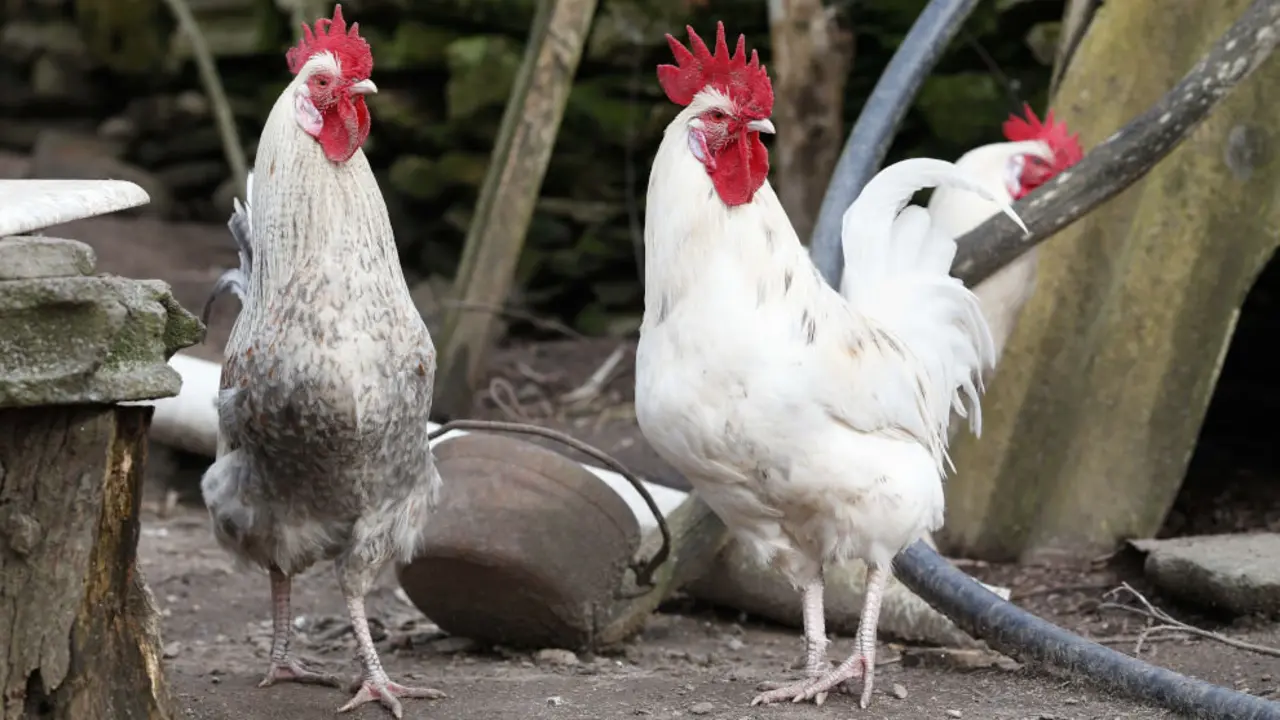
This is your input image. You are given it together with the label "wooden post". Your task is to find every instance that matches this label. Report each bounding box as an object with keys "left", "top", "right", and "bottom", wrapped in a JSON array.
[
  {"left": 940, "top": 0, "right": 1280, "bottom": 561},
  {"left": 0, "top": 234, "right": 202, "bottom": 719},
  {"left": 767, "top": 0, "right": 853, "bottom": 243},
  {"left": 434, "top": 0, "right": 598, "bottom": 417}
]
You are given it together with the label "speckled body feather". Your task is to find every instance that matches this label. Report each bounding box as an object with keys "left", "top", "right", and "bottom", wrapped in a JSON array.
[
  {"left": 200, "top": 56, "right": 440, "bottom": 582},
  {"left": 199, "top": 12, "right": 446, "bottom": 713}
]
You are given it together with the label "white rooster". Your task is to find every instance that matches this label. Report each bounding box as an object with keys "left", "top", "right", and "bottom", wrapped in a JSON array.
[
  {"left": 928, "top": 104, "right": 1083, "bottom": 377},
  {"left": 634, "top": 23, "right": 1027, "bottom": 709}
]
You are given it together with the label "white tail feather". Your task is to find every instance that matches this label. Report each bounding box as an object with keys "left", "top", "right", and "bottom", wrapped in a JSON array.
[{"left": 838, "top": 158, "right": 1029, "bottom": 466}]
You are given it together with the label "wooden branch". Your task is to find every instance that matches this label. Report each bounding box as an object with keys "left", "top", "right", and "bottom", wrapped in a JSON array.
[
  {"left": 434, "top": 0, "right": 599, "bottom": 418},
  {"left": 0, "top": 406, "right": 176, "bottom": 719},
  {"left": 1049, "top": 0, "right": 1099, "bottom": 97},
  {"left": 160, "top": 0, "right": 248, "bottom": 199},
  {"left": 950, "top": 0, "right": 1280, "bottom": 288},
  {"left": 768, "top": 0, "right": 854, "bottom": 243}
]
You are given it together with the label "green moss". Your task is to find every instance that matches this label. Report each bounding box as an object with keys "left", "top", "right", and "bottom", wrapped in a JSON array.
[
  {"left": 372, "top": 21, "right": 456, "bottom": 69},
  {"left": 389, "top": 152, "right": 489, "bottom": 201},
  {"left": 436, "top": 152, "right": 489, "bottom": 188},
  {"left": 565, "top": 81, "right": 636, "bottom": 139},
  {"left": 915, "top": 73, "right": 1006, "bottom": 147},
  {"left": 445, "top": 35, "right": 522, "bottom": 120},
  {"left": 75, "top": 0, "right": 168, "bottom": 74},
  {"left": 390, "top": 155, "right": 440, "bottom": 200},
  {"left": 159, "top": 293, "right": 204, "bottom": 358}
]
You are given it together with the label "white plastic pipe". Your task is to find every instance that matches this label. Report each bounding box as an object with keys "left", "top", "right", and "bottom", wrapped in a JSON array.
[{"left": 133, "top": 353, "right": 688, "bottom": 535}]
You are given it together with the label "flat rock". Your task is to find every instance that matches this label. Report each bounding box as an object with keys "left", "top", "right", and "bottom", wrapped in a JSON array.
[
  {"left": 1130, "top": 534, "right": 1280, "bottom": 616},
  {"left": 0, "top": 274, "right": 202, "bottom": 406},
  {"left": 0, "top": 236, "right": 95, "bottom": 279},
  {"left": 0, "top": 179, "right": 150, "bottom": 237}
]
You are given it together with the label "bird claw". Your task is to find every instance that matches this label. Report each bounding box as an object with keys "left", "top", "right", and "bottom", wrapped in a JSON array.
[
  {"left": 337, "top": 678, "right": 446, "bottom": 719},
  {"left": 257, "top": 657, "right": 344, "bottom": 688},
  {"left": 796, "top": 655, "right": 873, "bottom": 708},
  {"left": 750, "top": 679, "right": 828, "bottom": 707}
]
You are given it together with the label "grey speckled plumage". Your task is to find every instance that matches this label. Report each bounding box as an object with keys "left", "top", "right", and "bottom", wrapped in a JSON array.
[
  {"left": 199, "top": 42, "right": 444, "bottom": 717},
  {"left": 201, "top": 172, "right": 254, "bottom": 327}
]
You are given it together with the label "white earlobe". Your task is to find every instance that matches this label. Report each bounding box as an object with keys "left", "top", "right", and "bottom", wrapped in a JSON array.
[
  {"left": 294, "top": 90, "right": 323, "bottom": 137},
  {"left": 688, "top": 128, "right": 710, "bottom": 167}
]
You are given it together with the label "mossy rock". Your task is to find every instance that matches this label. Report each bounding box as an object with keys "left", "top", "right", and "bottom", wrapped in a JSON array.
[
  {"left": 1024, "top": 22, "right": 1061, "bottom": 66},
  {"left": 363, "top": 21, "right": 455, "bottom": 70},
  {"left": 75, "top": 0, "right": 168, "bottom": 74},
  {"left": 915, "top": 72, "right": 1007, "bottom": 148},
  {"left": 565, "top": 81, "right": 642, "bottom": 141},
  {"left": 389, "top": 151, "right": 489, "bottom": 201},
  {"left": 370, "top": 90, "right": 435, "bottom": 133},
  {"left": 436, "top": 151, "right": 489, "bottom": 188},
  {"left": 389, "top": 155, "right": 439, "bottom": 200},
  {"left": 445, "top": 34, "right": 522, "bottom": 121},
  {"left": 169, "top": 4, "right": 282, "bottom": 61}
]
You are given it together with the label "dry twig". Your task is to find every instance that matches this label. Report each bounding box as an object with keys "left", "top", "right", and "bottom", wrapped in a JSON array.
[
  {"left": 559, "top": 344, "right": 627, "bottom": 407},
  {"left": 159, "top": 0, "right": 249, "bottom": 199},
  {"left": 437, "top": 299, "right": 585, "bottom": 340},
  {"left": 1099, "top": 582, "right": 1280, "bottom": 658}
]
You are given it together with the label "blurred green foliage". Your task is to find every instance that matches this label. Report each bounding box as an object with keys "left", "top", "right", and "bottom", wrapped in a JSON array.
[{"left": 73, "top": 0, "right": 1064, "bottom": 336}]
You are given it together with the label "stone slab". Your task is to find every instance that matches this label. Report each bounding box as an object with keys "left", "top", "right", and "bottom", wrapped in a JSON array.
[
  {"left": 0, "top": 274, "right": 203, "bottom": 407},
  {"left": 0, "top": 179, "right": 149, "bottom": 238},
  {"left": 0, "top": 236, "right": 95, "bottom": 279},
  {"left": 1130, "top": 534, "right": 1280, "bottom": 616}
]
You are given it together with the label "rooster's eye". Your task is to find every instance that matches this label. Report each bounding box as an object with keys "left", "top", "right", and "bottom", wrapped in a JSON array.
[
  {"left": 316, "top": 77, "right": 329, "bottom": 87},
  {"left": 708, "top": 110, "right": 725, "bottom": 122}
]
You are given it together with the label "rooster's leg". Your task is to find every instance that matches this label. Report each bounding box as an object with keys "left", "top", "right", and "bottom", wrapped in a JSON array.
[
  {"left": 336, "top": 562, "right": 445, "bottom": 718},
  {"left": 794, "top": 563, "right": 888, "bottom": 708},
  {"left": 750, "top": 576, "right": 832, "bottom": 706},
  {"left": 258, "top": 568, "right": 343, "bottom": 688}
]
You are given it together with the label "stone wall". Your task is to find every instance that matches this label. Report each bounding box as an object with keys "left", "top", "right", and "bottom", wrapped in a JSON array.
[{"left": 0, "top": 0, "right": 1064, "bottom": 333}]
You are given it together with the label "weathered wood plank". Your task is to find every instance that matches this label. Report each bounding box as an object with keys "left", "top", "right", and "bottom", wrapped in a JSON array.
[
  {"left": 434, "top": 0, "right": 599, "bottom": 417},
  {"left": 0, "top": 405, "right": 174, "bottom": 720}
]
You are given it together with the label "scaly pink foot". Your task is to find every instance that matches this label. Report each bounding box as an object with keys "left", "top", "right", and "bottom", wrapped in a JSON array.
[
  {"left": 258, "top": 570, "right": 344, "bottom": 689},
  {"left": 752, "top": 673, "right": 833, "bottom": 707},
  {"left": 751, "top": 578, "right": 834, "bottom": 706},
  {"left": 258, "top": 657, "right": 344, "bottom": 688},
  {"left": 797, "top": 653, "right": 873, "bottom": 708},
  {"left": 338, "top": 678, "right": 446, "bottom": 718}
]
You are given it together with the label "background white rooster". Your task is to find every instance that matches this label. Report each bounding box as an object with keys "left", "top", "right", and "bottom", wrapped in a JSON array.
[
  {"left": 199, "top": 5, "right": 445, "bottom": 717},
  {"left": 929, "top": 104, "right": 1084, "bottom": 377},
  {"left": 634, "top": 23, "right": 1026, "bottom": 709}
]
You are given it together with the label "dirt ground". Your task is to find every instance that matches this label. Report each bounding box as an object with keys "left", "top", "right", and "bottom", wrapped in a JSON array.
[
  {"left": 142, "top": 505, "right": 1280, "bottom": 720},
  {"left": 57, "top": 216, "right": 1280, "bottom": 718}
]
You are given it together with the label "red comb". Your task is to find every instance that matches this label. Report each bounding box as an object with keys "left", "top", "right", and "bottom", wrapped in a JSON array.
[
  {"left": 1003, "top": 103, "right": 1084, "bottom": 167},
  {"left": 286, "top": 4, "right": 373, "bottom": 80},
  {"left": 657, "top": 22, "right": 773, "bottom": 119}
]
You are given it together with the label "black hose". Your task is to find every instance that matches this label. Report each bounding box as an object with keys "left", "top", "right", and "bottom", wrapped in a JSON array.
[
  {"left": 807, "top": 0, "right": 981, "bottom": 287},
  {"left": 894, "top": 542, "right": 1280, "bottom": 720}
]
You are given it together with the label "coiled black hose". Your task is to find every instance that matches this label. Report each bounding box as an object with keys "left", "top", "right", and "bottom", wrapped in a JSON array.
[{"left": 895, "top": 543, "right": 1280, "bottom": 720}]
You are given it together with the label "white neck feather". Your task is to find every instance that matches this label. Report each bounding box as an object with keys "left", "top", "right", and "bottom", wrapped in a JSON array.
[
  {"left": 246, "top": 81, "right": 400, "bottom": 307},
  {"left": 642, "top": 110, "right": 813, "bottom": 326}
]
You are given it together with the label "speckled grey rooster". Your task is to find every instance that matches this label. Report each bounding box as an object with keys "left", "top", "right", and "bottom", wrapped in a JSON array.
[{"left": 199, "top": 5, "right": 444, "bottom": 717}]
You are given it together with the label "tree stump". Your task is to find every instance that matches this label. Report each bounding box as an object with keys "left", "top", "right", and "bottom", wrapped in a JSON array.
[{"left": 0, "top": 235, "right": 202, "bottom": 719}]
